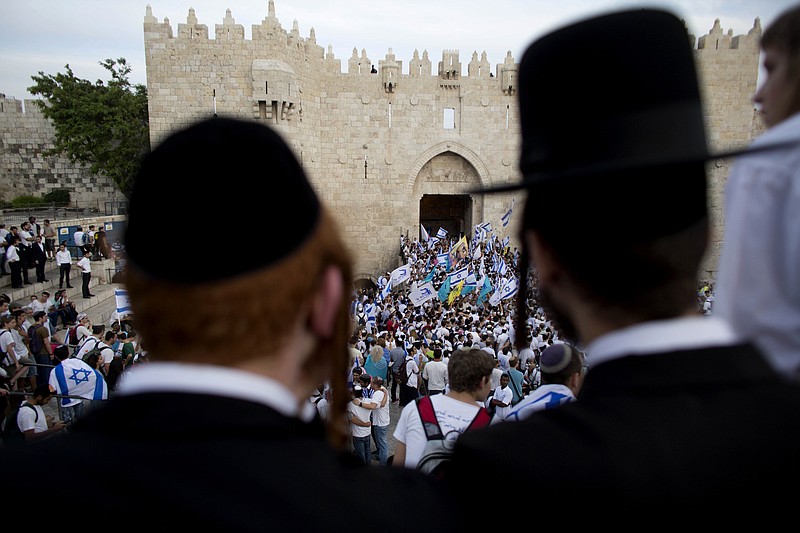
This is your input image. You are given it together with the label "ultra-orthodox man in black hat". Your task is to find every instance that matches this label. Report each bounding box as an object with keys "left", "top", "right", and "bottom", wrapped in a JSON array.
[
  {"left": 0, "top": 117, "right": 460, "bottom": 531},
  {"left": 447, "top": 8, "right": 800, "bottom": 524}
]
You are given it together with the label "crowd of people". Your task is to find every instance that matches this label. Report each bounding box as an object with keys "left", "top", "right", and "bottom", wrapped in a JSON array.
[
  {"left": 0, "top": 3, "right": 798, "bottom": 528},
  {"left": 0, "top": 217, "right": 114, "bottom": 291}
]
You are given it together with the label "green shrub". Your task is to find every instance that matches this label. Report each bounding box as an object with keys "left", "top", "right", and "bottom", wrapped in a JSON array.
[
  {"left": 10, "top": 195, "right": 43, "bottom": 208},
  {"left": 43, "top": 189, "right": 70, "bottom": 205}
]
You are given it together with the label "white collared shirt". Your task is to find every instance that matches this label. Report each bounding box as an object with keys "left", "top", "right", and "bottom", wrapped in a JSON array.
[
  {"left": 586, "top": 315, "right": 737, "bottom": 369},
  {"left": 116, "top": 362, "right": 317, "bottom": 422}
]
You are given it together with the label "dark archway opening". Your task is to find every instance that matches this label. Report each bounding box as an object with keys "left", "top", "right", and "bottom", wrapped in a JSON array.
[{"left": 419, "top": 194, "right": 472, "bottom": 241}]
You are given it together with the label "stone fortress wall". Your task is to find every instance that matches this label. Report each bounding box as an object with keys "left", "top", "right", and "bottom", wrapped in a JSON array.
[
  {"left": 1, "top": 1, "right": 765, "bottom": 283},
  {"left": 0, "top": 97, "right": 126, "bottom": 208}
]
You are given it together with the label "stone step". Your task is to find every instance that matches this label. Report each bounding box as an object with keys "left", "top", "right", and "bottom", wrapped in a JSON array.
[{"left": 2, "top": 258, "right": 122, "bottom": 343}]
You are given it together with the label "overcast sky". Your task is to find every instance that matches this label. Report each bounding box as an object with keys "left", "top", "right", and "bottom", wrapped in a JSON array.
[{"left": 0, "top": 0, "right": 795, "bottom": 101}]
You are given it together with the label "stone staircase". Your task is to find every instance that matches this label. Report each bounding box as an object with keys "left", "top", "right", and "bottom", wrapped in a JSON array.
[{"left": 1, "top": 256, "right": 122, "bottom": 342}]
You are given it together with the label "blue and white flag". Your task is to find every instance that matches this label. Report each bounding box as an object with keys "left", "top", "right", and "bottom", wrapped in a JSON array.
[
  {"left": 390, "top": 263, "right": 411, "bottom": 286},
  {"left": 490, "top": 277, "right": 519, "bottom": 306},
  {"left": 501, "top": 236, "right": 510, "bottom": 250},
  {"left": 365, "top": 303, "right": 377, "bottom": 323},
  {"left": 50, "top": 358, "right": 108, "bottom": 406},
  {"left": 501, "top": 199, "right": 515, "bottom": 227},
  {"left": 461, "top": 273, "right": 479, "bottom": 296},
  {"left": 436, "top": 227, "right": 448, "bottom": 239},
  {"left": 421, "top": 224, "right": 431, "bottom": 243},
  {"left": 448, "top": 265, "right": 470, "bottom": 284},
  {"left": 380, "top": 279, "right": 392, "bottom": 301},
  {"left": 115, "top": 289, "right": 132, "bottom": 316},
  {"left": 436, "top": 252, "right": 449, "bottom": 267},
  {"left": 409, "top": 282, "right": 437, "bottom": 307}
]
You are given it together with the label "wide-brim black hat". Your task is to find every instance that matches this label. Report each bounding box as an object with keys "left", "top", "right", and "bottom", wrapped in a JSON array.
[{"left": 478, "top": 9, "right": 768, "bottom": 195}]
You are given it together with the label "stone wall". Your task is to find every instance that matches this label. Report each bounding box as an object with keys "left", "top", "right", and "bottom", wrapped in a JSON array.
[
  {"left": 143, "top": 3, "right": 765, "bottom": 281},
  {"left": 0, "top": 98, "right": 126, "bottom": 208},
  {"left": 2, "top": 2, "right": 765, "bottom": 283}
]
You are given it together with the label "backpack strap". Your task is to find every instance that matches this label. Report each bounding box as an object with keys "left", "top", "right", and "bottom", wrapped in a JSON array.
[
  {"left": 21, "top": 402, "right": 39, "bottom": 423},
  {"left": 466, "top": 406, "right": 491, "bottom": 430},
  {"left": 415, "top": 396, "right": 443, "bottom": 440}
]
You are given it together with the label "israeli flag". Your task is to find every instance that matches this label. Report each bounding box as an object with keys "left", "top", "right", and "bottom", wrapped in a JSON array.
[
  {"left": 50, "top": 358, "right": 108, "bottom": 405},
  {"left": 498, "top": 257, "right": 508, "bottom": 276},
  {"left": 490, "top": 277, "right": 519, "bottom": 306},
  {"left": 461, "top": 273, "right": 479, "bottom": 296},
  {"left": 115, "top": 289, "right": 132, "bottom": 316},
  {"left": 448, "top": 265, "right": 470, "bottom": 284},
  {"left": 436, "top": 252, "right": 449, "bottom": 266},
  {"left": 436, "top": 227, "right": 448, "bottom": 239},
  {"left": 409, "top": 282, "right": 437, "bottom": 307},
  {"left": 365, "top": 303, "right": 377, "bottom": 323},
  {"left": 501, "top": 199, "right": 514, "bottom": 227}
]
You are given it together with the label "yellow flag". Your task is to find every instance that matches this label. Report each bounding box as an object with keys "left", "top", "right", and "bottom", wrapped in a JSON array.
[{"left": 448, "top": 280, "right": 465, "bottom": 305}]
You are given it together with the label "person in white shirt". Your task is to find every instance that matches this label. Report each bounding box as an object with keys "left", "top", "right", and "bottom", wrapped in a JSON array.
[
  {"left": 398, "top": 351, "right": 420, "bottom": 406},
  {"left": 76, "top": 249, "right": 94, "bottom": 299},
  {"left": 489, "top": 373, "right": 513, "bottom": 421},
  {"left": 421, "top": 348, "right": 448, "bottom": 395},
  {"left": 56, "top": 242, "right": 74, "bottom": 289},
  {"left": 714, "top": 4, "right": 800, "bottom": 381},
  {"left": 76, "top": 325, "right": 115, "bottom": 374},
  {"left": 392, "top": 347, "right": 493, "bottom": 469},
  {"left": 73, "top": 226, "right": 86, "bottom": 254},
  {"left": 360, "top": 376, "right": 390, "bottom": 465},
  {"left": 348, "top": 383, "right": 374, "bottom": 465},
  {"left": 16, "top": 384, "right": 67, "bottom": 441},
  {"left": 496, "top": 343, "right": 584, "bottom": 424}
]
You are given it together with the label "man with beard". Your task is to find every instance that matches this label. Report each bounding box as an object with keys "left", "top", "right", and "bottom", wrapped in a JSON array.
[{"left": 446, "top": 8, "right": 800, "bottom": 524}]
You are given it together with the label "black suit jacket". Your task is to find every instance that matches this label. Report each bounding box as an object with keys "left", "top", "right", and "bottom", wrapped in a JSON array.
[
  {"left": 448, "top": 343, "right": 800, "bottom": 523},
  {"left": 2, "top": 392, "right": 460, "bottom": 531},
  {"left": 31, "top": 243, "right": 47, "bottom": 263}
]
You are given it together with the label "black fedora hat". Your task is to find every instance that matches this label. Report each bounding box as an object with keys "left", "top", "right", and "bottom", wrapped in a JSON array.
[{"left": 479, "top": 8, "right": 772, "bottom": 195}]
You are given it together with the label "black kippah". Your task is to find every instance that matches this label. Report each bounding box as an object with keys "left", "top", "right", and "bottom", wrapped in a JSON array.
[{"left": 125, "top": 117, "right": 320, "bottom": 283}]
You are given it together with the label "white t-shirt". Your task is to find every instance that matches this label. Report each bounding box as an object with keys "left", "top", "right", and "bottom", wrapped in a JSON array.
[
  {"left": 17, "top": 402, "right": 47, "bottom": 434},
  {"left": 76, "top": 337, "right": 114, "bottom": 365},
  {"left": 492, "top": 385, "right": 513, "bottom": 420},
  {"left": 404, "top": 356, "right": 419, "bottom": 388},
  {"left": 422, "top": 360, "right": 448, "bottom": 391},
  {"left": 393, "top": 393, "right": 483, "bottom": 469},
  {"left": 0, "top": 330, "right": 15, "bottom": 365},
  {"left": 348, "top": 400, "right": 372, "bottom": 438},
  {"left": 74, "top": 231, "right": 85, "bottom": 246},
  {"left": 364, "top": 388, "right": 390, "bottom": 427}
]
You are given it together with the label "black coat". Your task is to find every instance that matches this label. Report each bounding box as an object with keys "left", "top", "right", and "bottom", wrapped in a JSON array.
[
  {"left": 1, "top": 392, "right": 461, "bottom": 531},
  {"left": 448, "top": 343, "right": 800, "bottom": 524}
]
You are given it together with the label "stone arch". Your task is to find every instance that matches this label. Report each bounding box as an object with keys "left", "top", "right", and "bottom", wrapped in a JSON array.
[
  {"left": 405, "top": 142, "right": 489, "bottom": 240},
  {"left": 404, "top": 141, "right": 490, "bottom": 191}
]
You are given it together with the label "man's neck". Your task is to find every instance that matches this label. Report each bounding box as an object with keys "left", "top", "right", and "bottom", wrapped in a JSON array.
[{"left": 446, "top": 390, "right": 481, "bottom": 405}]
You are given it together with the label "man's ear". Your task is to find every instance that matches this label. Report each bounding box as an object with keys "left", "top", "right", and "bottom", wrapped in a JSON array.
[{"left": 309, "top": 266, "right": 344, "bottom": 339}]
